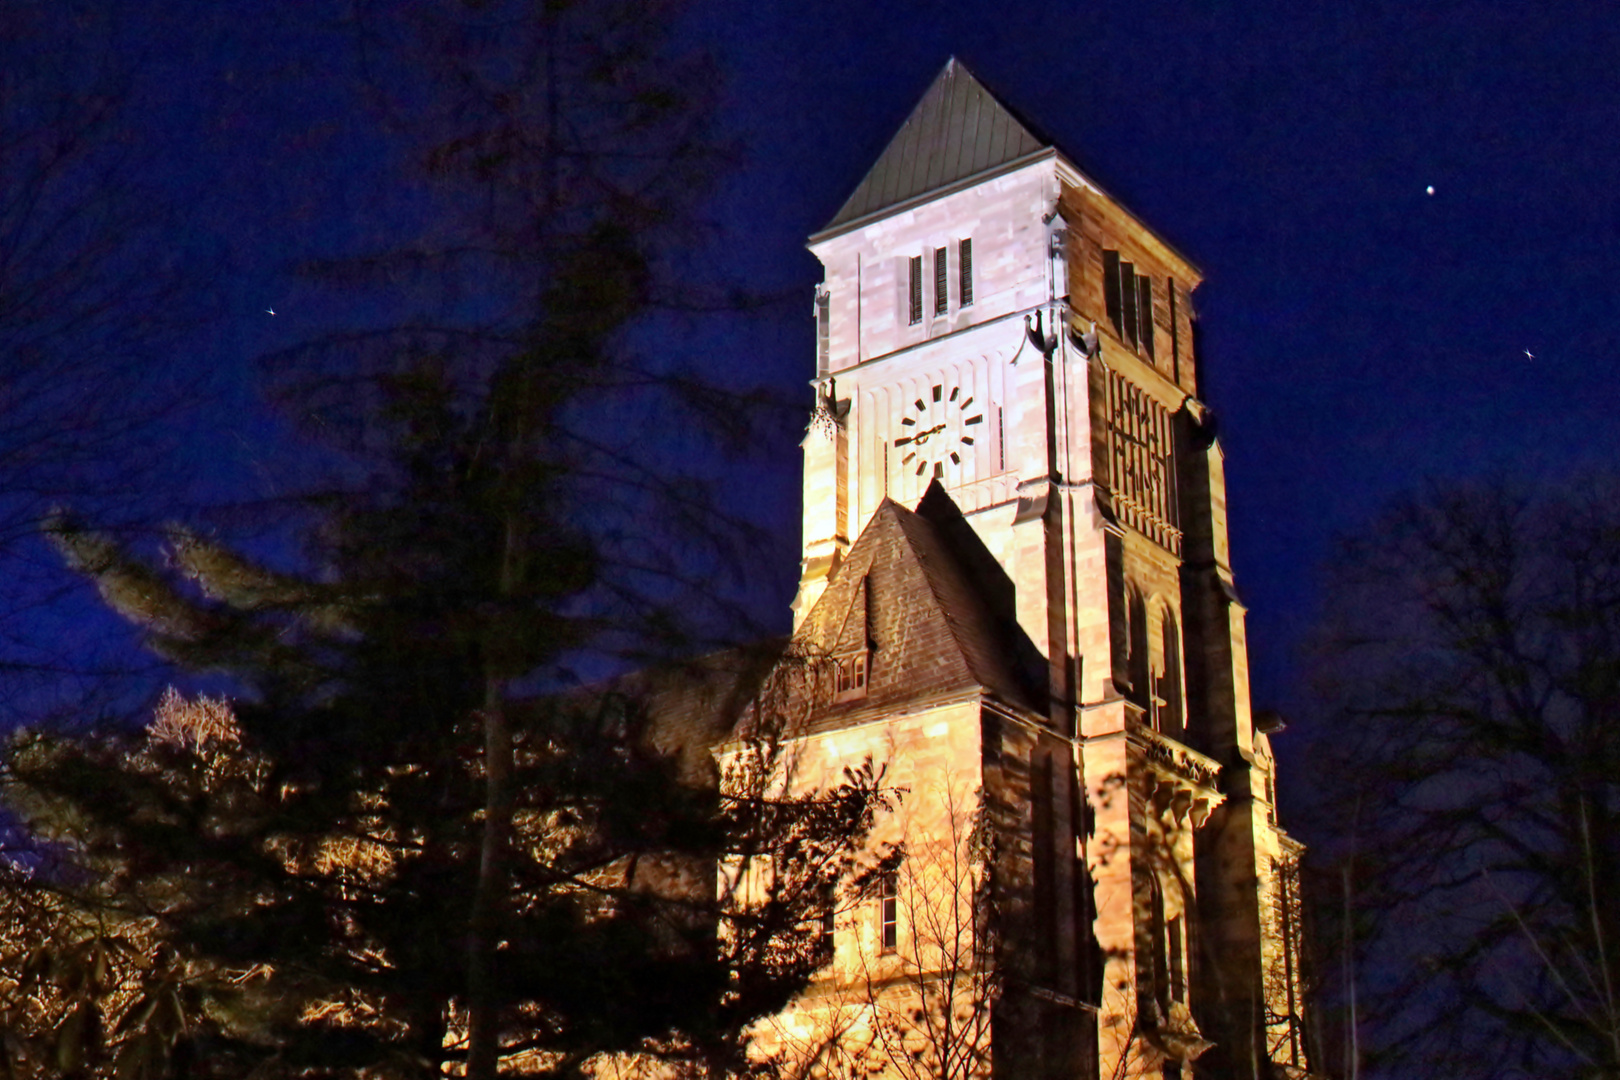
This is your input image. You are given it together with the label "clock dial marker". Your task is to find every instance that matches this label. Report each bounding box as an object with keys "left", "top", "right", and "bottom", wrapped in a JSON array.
[{"left": 888, "top": 383, "right": 993, "bottom": 488}]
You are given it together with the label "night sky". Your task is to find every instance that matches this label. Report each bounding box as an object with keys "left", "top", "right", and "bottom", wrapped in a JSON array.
[{"left": 13, "top": 1, "right": 1620, "bottom": 754}]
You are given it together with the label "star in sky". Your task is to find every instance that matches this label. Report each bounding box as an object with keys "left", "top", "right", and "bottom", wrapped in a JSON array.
[{"left": 1524, "top": 348, "right": 1535, "bottom": 361}]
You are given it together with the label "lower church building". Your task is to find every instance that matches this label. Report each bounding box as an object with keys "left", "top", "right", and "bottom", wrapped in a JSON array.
[{"left": 705, "top": 59, "right": 1313, "bottom": 1080}]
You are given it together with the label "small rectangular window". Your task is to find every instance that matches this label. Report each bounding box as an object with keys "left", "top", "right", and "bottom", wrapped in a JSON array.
[
  {"left": 819, "top": 906, "right": 836, "bottom": 954},
  {"left": 908, "top": 256, "right": 923, "bottom": 325},
  {"left": 958, "top": 238, "right": 973, "bottom": 306},
  {"left": 833, "top": 652, "right": 868, "bottom": 702},
  {"left": 934, "top": 246, "right": 949, "bottom": 316},
  {"left": 880, "top": 870, "right": 898, "bottom": 952}
]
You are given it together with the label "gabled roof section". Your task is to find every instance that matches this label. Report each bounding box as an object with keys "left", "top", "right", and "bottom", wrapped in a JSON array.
[
  {"left": 821, "top": 58, "right": 1051, "bottom": 234},
  {"left": 796, "top": 485, "right": 1044, "bottom": 728}
]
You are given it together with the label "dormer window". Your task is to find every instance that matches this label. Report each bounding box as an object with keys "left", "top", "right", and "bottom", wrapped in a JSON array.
[{"left": 832, "top": 651, "right": 869, "bottom": 702}]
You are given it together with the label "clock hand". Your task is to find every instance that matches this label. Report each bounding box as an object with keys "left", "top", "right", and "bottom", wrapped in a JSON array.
[{"left": 911, "top": 422, "right": 947, "bottom": 445}]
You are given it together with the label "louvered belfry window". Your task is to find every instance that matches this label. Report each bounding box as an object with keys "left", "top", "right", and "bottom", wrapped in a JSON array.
[
  {"left": 1106, "top": 369, "right": 1180, "bottom": 553},
  {"left": 908, "top": 255, "right": 923, "bottom": 325},
  {"left": 1137, "top": 274, "right": 1154, "bottom": 359},
  {"left": 958, "top": 238, "right": 973, "bottom": 306},
  {"left": 1104, "top": 250, "right": 1124, "bottom": 338},
  {"left": 1103, "top": 250, "right": 1156, "bottom": 358},
  {"left": 934, "top": 246, "right": 949, "bottom": 316}
]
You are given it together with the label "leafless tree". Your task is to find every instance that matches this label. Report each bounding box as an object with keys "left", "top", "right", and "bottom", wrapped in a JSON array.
[
  {"left": 0, "top": 2, "right": 202, "bottom": 689},
  {"left": 753, "top": 777, "right": 996, "bottom": 1080},
  {"left": 1307, "top": 478, "right": 1620, "bottom": 1078}
]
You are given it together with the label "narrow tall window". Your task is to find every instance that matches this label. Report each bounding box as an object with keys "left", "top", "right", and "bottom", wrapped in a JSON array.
[
  {"left": 1103, "top": 250, "right": 1123, "bottom": 337},
  {"left": 879, "top": 870, "right": 898, "bottom": 952},
  {"left": 819, "top": 907, "right": 836, "bottom": 955},
  {"left": 1150, "top": 878, "right": 1170, "bottom": 1014},
  {"left": 1119, "top": 259, "right": 1139, "bottom": 348},
  {"left": 815, "top": 286, "right": 831, "bottom": 377},
  {"left": 1169, "top": 914, "right": 1186, "bottom": 1001},
  {"left": 1137, "top": 274, "right": 1154, "bottom": 359},
  {"left": 1105, "top": 249, "right": 1157, "bottom": 357},
  {"left": 934, "top": 246, "right": 948, "bottom": 316},
  {"left": 908, "top": 256, "right": 923, "bottom": 325},
  {"left": 958, "top": 238, "right": 973, "bottom": 306}
]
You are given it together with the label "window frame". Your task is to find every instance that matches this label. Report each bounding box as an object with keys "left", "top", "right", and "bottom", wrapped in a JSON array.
[
  {"left": 879, "top": 869, "right": 899, "bottom": 953},
  {"left": 958, "top": 237, "right": 973, "bottom": 307},
  {"left": 832, "top": 650, "right": 869, "bottom": 703},
  {"left": 907, "top": 255, "right": 923, "bottom": 325}
]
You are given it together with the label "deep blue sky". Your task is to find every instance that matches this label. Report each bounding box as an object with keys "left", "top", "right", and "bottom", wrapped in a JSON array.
[
  {"left": 16, "top": 0, "right": 1620, "bottom": 741},
  {"left": 682, "top": 0, "right": 1620, "bottom": 726}
]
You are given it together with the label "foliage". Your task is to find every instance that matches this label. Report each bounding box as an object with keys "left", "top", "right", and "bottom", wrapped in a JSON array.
[
  {"left": 0, "top": 690, "right": 282, "bottom": 1080},
  {"left": 6, "top": 658, "right": 888, "bottom": 1078},
  {"left": 1307, "top": 479, "right": 1620, "bottom": 1079},
  {"left": 7, "top": 1, "right": 872, "bottom": 1077}
]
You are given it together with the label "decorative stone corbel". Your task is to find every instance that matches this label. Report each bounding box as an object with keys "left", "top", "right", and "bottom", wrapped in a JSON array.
[{"left": 807, "top": 376, "right": 850, "bottom": 440}]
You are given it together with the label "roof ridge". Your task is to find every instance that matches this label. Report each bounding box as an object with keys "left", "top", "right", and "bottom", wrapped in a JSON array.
[
  {"left": 821, "top": 58, "right": 1050, "bottom": 232},
  {"left": 886, "top": 504, "right": 998, "bottom": 688}
]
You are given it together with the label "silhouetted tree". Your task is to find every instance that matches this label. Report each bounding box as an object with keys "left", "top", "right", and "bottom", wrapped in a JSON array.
[
  {"left": 8, "top": 1, "right": 867, "bottom": 1077},
  {"left": 0, "top": 2, "right": 199, "bottom": 687},
  {"left": 1307, "top": 479, "right": 1620, "bottom": 1079}
]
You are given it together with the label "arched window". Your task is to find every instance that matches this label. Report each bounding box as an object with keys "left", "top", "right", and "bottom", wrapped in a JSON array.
[
  {"left": 1127, "top": 588, "right": 1150, "bottom": 713},
  {"left": 1155, "top": 605, "right": 1185, "bottom": 737}
]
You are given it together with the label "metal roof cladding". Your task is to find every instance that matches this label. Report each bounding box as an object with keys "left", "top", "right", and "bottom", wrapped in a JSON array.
[{"left": 821, "top": 57, "right": 1052, "bottom": 234}]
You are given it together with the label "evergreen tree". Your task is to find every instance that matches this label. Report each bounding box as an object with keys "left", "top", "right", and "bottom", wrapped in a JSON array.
[{"left": 6, "top": 2, "right": 884, "bottom": 1076}]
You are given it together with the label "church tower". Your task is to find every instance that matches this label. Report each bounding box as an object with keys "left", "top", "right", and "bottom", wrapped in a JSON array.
[{"left": 784, "top": 60, "right": 1312, "bottom": 1078}]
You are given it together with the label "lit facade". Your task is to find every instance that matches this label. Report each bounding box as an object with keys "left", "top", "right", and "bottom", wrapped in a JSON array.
[{"left": 768, "top": 59, "right": 1312, "bottom": 1079}]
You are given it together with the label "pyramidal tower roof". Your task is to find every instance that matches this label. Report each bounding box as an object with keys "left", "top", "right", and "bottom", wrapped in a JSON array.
[{"left": 821, "top": 58, "right": 1051, "bottom": 234}]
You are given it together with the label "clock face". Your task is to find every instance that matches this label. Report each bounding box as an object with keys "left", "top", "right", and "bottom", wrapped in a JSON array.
[{"left": 892, "top": 382, "right": 984, "bottom": 482}]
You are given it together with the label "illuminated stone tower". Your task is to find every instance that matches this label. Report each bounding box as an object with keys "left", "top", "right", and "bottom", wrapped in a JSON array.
[{"left": 788, "top": 59, "right": 1312, "bottom": 1078}]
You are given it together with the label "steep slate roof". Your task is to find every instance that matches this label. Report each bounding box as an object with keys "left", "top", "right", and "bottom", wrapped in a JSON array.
[
  {"left": 797, "top": 484, "right": 1044, "bottom": 729},
  {"left": 821, "top": 57, "right": 1052, "bottom": 233}
]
